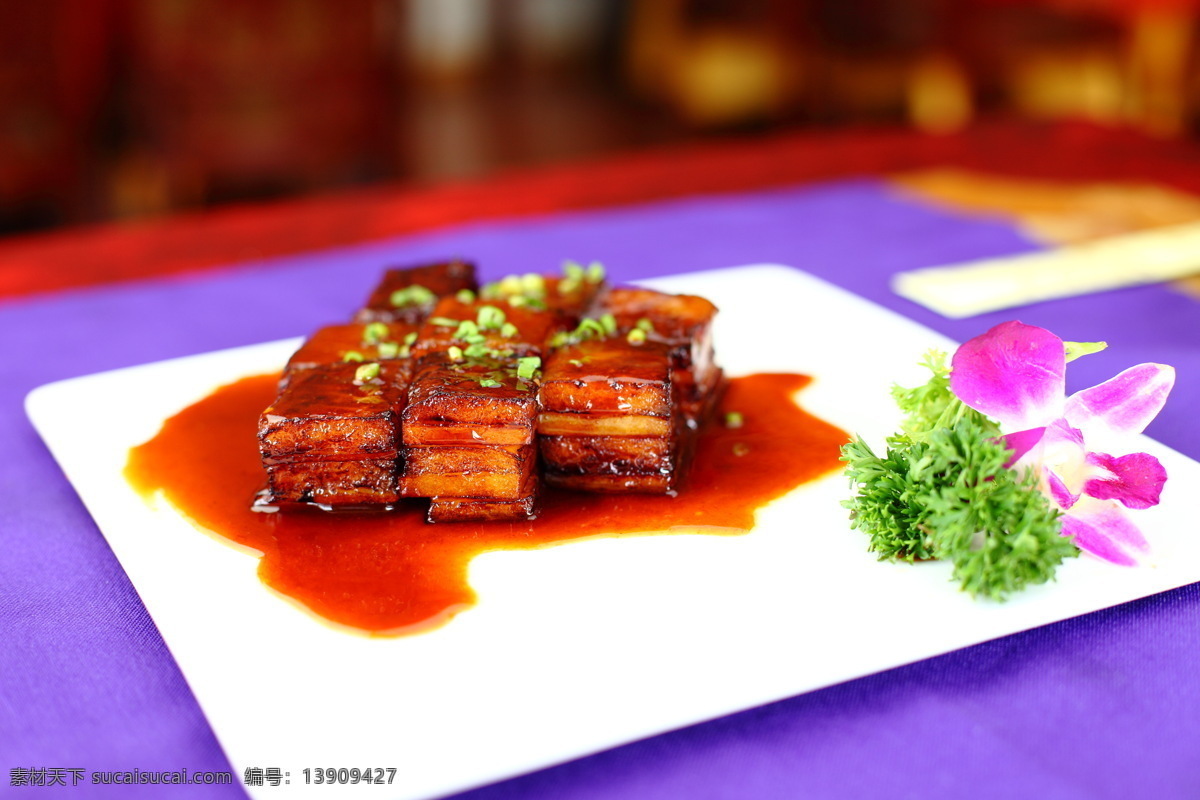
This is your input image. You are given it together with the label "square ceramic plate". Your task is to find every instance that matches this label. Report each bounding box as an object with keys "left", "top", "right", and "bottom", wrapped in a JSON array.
[{"left": 26, "top": 265, "right": 1200, "bottom": 799}]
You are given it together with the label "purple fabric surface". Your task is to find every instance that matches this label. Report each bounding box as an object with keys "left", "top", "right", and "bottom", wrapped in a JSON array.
[{"left": 3, "top": 179, "right": 1199, "bottom": 799}]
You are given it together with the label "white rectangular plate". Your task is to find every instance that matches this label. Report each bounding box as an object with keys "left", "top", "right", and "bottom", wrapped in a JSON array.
[{"left": 27, "top": 265, "right": 1200, "bottom": 800}]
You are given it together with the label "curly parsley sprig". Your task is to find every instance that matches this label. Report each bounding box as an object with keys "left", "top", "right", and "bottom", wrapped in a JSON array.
[{"left": 841, "top": 352, "right": 1077, "bottom": 600}]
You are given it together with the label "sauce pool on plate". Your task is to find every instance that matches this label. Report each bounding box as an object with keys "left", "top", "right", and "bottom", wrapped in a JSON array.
[{"left": 125, "top": 373, "right": 846, "bottom": 636}]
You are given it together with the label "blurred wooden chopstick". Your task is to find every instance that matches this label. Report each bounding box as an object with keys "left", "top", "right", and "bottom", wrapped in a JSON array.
[{"left": 891, "top": 221, "right": 1200, "bottom": 318}]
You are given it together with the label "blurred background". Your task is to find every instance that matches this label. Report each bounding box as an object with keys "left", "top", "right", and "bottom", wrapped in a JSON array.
[{"left": 5, "top": 0, "right": 1200, "bottom": 236}]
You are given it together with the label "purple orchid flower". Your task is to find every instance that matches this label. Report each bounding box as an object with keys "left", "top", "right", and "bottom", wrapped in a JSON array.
[{"left": 950, "top": 321, "right": 1174, "bottom": 565}]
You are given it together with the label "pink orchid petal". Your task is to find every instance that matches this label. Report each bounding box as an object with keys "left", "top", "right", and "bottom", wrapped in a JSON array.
[
  {"left": 1045, "top": 468, "right": 1080, "bottom": 510},
  {"left": 1001, "top": 426, "right": 1047, "bottom": 468},
  {"left": 1060, "top": 496, "right": 1150, "bottom": 566},
  {"left": 1084, "top": 451, "right": 1167, "bottom": 510},
  {"left": 951, "top": 321, "right": 1066, "bottom": 430},
  {"left": 1064, "top": 363, "right": 1175, "bottom": 438}
]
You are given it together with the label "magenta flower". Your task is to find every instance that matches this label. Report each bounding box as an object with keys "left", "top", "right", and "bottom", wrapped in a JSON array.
[{"left": 950, "top": 321, "right": 1174, "bottom": 565}]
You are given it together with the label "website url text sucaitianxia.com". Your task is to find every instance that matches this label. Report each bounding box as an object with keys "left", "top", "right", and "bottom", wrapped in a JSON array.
[{"left": 10, "top": 767, "right": 233, "bottom": 787}]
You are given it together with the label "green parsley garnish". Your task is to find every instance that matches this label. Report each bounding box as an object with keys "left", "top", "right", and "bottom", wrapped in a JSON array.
[{"left": 840, "top": 351, "right": 1076, "bottom": 601}]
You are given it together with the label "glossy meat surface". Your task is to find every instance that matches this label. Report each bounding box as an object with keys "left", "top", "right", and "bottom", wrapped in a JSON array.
[
  {"left": 538, "top": 435, "right": 673, "bottom": 475},
  {"left": 402, "top": 357, "right": 538, "bottom": 444},
  {"left": 354, "top": 260, "right": 477, "bottom": 324},
  {"left": 285, "top": 322, "right": 419, "bottom": 380},
  {"left": 259, "top": 363, "right": 406, "bottom": 461},
  {"left": 412, "top": 297, "right": 562, "bottom": 361},
  {"left": 536, "top": 412, "right": 671, "bottom": 437},
  {"left": 403, "top": 444, "right": 536, "bottom": 500},
  {"left": 538, "top": 338, "right": 672, "bottom": 416},
  {"left": 427, "top": 472, "right": 539, "bottom": 522},
  {"left": 266, "top": 458, "right": 400, "bottom": 506},
  {"left": 544, "top": 470, "right": 672, "bottom": 494}
]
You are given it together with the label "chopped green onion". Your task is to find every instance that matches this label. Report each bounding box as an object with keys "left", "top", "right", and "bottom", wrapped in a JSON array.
[
  {"left": 479, "top": 379, "right": 503, "bottom": 389},
  {"left": 520, "top": 273, "right": 545, "bottom": 295},
  {"left": 516, "top": 356, "right": 541, "bottom": 380},
  {"left": 563, "top": 260, "right": 584, "bottom": 281},
  {"left": 626, "top": 328, "right": 647, "bottom": 345},
  {"left": 464, "top": 342, "right": 490, "bottom": 358},
  {"left": 455, "top": 288, "right": 476, "bottom": 303},
  {"left": 500, "top": 322, "right": 518, "bottom": 338},
  {"left": 447, "top": 346, "right": 464, "bottom": 361},
  {"left": 636, "top": 318, "right": 655, "bottom": 333},
  {"left": 586, "top": 262, "right": 605, "bottom": 283},
  {"left": 403, "top": 331, "right": 419, "bottom": 346},
  {"left": 355, "top": 362, "right": 381, "bottom": 382},
  {"left": 599, "top": 313, "right": 617, "bottom": 335},
  {"left": 429, "top": 316, "right": 460, "bottom": 328},
  {"left": 725, "top": 411, "right": 744, "bottom": 429},
  {"left": 453, "top": 320, "right": 479, "bottom": 340},
  {"left": 568, "top": 358, "right": 584, "bottom": 367},
  {"left": 577, "top": 317, "right": 605, "bottom": 338},
  {"left": 377, "top": 341, "right": 400, "bottom": 358},
  {"left": 342, "top": 350, "right": 365, "bottom": 363},
  {"left": 362, "top": 322, "right": 389, "bottom": 344},
  {"left": 390, "top": 285, "right": 436, "bottom": 308},
  {"left": 477, "top": 305, "right": 506, "bottom": 330}
]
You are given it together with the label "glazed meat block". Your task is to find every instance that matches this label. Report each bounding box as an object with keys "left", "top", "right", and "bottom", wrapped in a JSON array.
[
  {"left": 404, "top": 444, "right": 536, "bottom": 500},
  {"left": 538, "top": 435, "right": 674, "bottom": 476},
  {"left": 411, "top": 297, "right": 562, "bottom": 361},
  {"left": 259, "top": 362, "right": 407, "bottom": 506},
  {"left": 598, "top": 287, "right": 721, "bottom": 425},
  {"left": 427, "top": 471, "right": 540, "bottom": 523},
  {"left": 266, "top": 458, "right": 399, "bottom": 506},
  {"left": 543, "top": 471, "right": 673, "bottom": 495},
  {"left": 538, "top": 338, "right": 673, "bottom": 416},
  {"left": 354, "top": 259, "right": 477, "bottom": 324},
  {"left": 402, "top": 357, "right": 539, "bottom": 446},
  {"left": 260, "top": 362, "right": 407, "bottom": 462},
  {"left": 284, "top": 321, "right": 419, "bottom": 383}
]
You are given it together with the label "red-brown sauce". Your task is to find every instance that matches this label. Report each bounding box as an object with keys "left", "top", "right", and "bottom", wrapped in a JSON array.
[{"left": 125, "top": 373, "right": 846, "bottom": 636}]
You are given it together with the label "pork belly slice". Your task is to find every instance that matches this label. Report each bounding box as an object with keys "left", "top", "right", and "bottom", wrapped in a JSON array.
[
  {"left": 284, "top": 322, "right": 419, "bottom": 382},
  {"left": 538, "top": 338, "right": 673, "bottom": 416},
  {"left": 402, "top": 357, "right": 538, "bottom": 447},
  {"left": 354, "top": 259, "right": 478, "bottom": 324},
  {"left": 403, "top": 444, "right": 536, "bottom": 500},
  {"left": 535, "top": 412, "right": 671, "bottom": 437},
  {"left": 544, "top": 470, "right": 673, "bottom": 495},
  {"left": 411, "top": 297, "right": 563, "bottom": 361},
  {"left": 598, "top": 287, "right": 720, "bottom": 426},
  {"left": 427, "top": 472, "right": 540, "bottom": 523},
  {"left": 538, "top": 435, "right": 674, "bottom": 476},
  {"left": 259, "top": 362, "right": 407, "bottom": 462},
  {"left": 266, "top": 458, "right": 399, "bottom": 507}
]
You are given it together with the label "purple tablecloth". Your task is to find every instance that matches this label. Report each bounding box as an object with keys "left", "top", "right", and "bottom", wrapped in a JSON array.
[{"left": 4, "top": 179, "right": 1199, "bottom": 798}]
